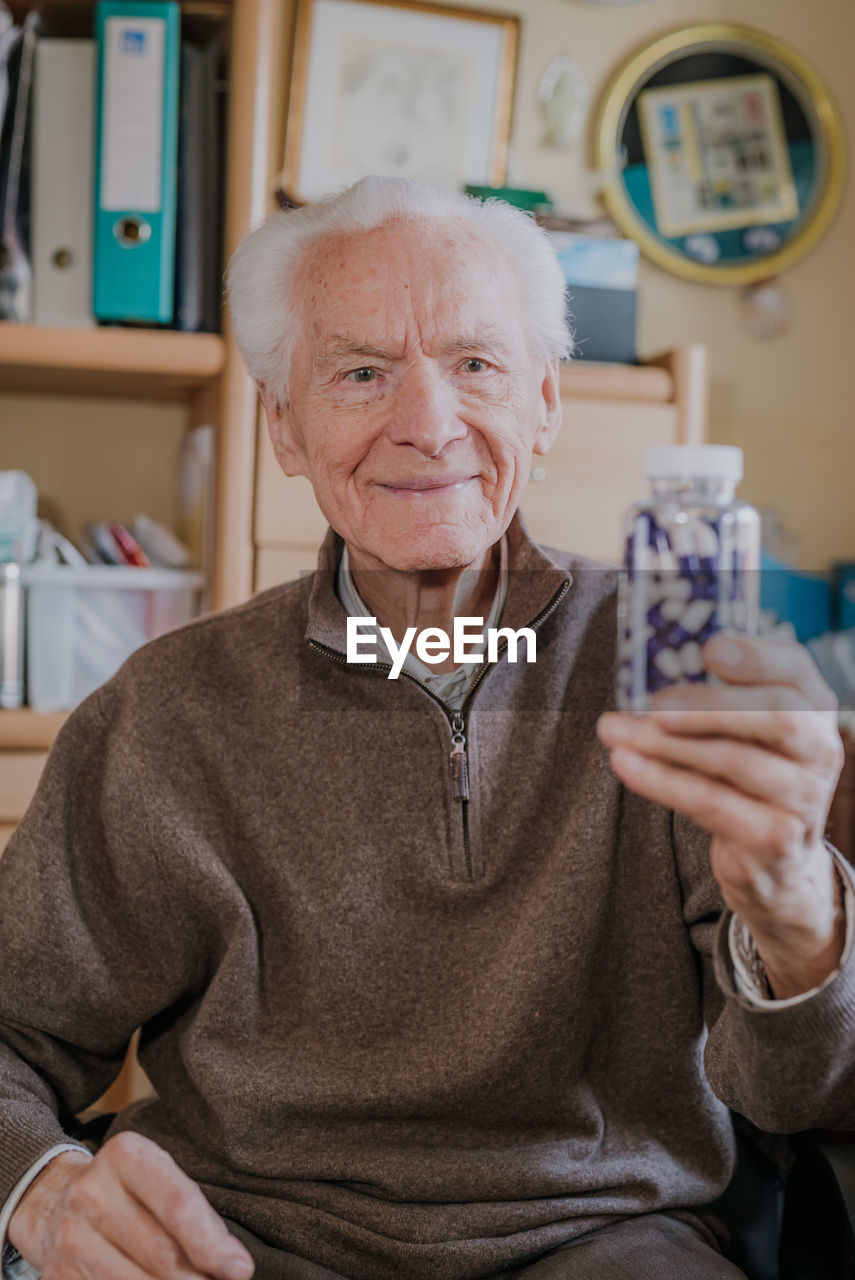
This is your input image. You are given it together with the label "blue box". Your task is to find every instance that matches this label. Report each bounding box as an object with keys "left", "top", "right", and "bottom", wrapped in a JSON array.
[
  {"left": 548, "top": 233, "right": 640, "bottom": 365},
  {"left": 760, "top": 550, "right": 832, "bottom": 643},
  {"left": 834, "top": 562, "right": 855, "bottom": 631}
]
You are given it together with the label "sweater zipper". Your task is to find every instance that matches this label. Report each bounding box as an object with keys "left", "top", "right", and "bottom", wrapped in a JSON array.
[
  {"left": 306, "top": 574, "right": 570, "bottom": 880},
  {"left": 449, "top": 710, "right": 472, "bottom": 875},
  {"left": 449, "top": 712, "right": 469, "bottom": 800},
  {"left": 305, "top": 643, "right": 477, "bottom": 875}
]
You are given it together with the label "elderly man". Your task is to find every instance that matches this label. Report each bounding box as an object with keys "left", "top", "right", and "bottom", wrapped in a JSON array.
[{"left": 1, "top": 176, "right": 853, "bottom": 1280}]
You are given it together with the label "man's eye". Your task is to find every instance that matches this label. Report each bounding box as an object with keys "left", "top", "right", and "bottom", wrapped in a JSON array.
[
  {"left": 346, "top": 367, "right": 377, "bottom": 384},
  {"left": 461, "top": 358, "right": 488, "bottom": 373}
]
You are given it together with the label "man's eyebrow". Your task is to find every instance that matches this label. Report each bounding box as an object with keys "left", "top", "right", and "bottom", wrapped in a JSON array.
[
  {"left": 315, "top": 335, "right": 404, "bottom": 363},
  {"left": 440, "top": 331, "right": 513, "bottom": 357},
  {"left": 313, "top": 329, "right": 514, "bottom": 365}
]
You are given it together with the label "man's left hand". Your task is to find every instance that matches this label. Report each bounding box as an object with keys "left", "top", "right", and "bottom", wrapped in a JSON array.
[{"left": 598, "top": 634, "right": 847, "bottom": 1000}]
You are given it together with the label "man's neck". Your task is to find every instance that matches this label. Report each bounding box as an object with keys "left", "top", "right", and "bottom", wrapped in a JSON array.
[{"left": 348, "top": 543, "right": 500, "bottom": 675}]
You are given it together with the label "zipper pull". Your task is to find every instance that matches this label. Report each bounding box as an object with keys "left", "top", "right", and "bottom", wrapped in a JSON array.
[{"left": 449, "top": 712, "right": 470, "bottom": 801}]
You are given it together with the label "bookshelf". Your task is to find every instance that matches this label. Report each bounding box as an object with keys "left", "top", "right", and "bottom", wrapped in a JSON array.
[
  {"left": 1, "top": 0, "right": 292, "bottom": 602},
  {"left": 0, "top": 0, "right": 293, "bottom": 827}
]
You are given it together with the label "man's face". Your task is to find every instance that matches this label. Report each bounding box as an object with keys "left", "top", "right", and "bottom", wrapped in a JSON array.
[{"left": 263, "top": 217, "right": 561, "bottom": 572}]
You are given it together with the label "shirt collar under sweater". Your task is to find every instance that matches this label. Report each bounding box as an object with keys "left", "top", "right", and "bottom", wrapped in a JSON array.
[
  {"left": 306, "top": 511, "right": 573, "bottom": 667},
  {"left": 334, "top": 537, "right": 509, "bottom": 710}
]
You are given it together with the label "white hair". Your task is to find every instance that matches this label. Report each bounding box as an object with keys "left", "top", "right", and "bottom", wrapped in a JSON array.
[{"left": 225, "top": 175, "right": 573, "bottom": 406}]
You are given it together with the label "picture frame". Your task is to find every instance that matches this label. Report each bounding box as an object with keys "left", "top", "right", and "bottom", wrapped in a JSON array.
[
  {"left": 596, "top": 24, "right": 846, "bottom": 285},
  {"left": 638, "top": 74, "right": 799, "bottom": 238},
  {"left": 281, "top": 0, "right": 520, "bottom": 203}
]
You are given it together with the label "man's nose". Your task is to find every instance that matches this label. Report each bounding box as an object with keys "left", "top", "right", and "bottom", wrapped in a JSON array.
[{"left": 386, "top": 364, "right": 468, "bottom": 457}]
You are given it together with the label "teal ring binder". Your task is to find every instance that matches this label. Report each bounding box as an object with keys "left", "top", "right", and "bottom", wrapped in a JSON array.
[{"left": 93, "top": 0, "right": 180, "bottom": 325}]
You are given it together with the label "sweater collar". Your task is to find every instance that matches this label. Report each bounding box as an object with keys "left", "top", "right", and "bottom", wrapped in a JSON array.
[{"left": 304, "top": 510, "right": 572, "bottom": 656}]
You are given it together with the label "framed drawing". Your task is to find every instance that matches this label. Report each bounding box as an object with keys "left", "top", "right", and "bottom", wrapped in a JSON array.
[
  {"left": 282, "top": 0, "right": 519, "bottom": 203},
  {"left": 596, "top": 24, "right": 845, "bottom": 285}
]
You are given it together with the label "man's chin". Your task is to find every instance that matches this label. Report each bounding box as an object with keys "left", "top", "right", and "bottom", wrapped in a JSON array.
[
  {"left": 362, "top": 528, "right": 493, "bottom": 574},
  {"left": 388, "top": 551, "right": 475, "bottom": 573}
]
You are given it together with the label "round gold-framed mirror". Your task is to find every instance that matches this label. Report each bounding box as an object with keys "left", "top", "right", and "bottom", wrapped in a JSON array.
[{"left": 596, "top": 24, "right": 846, "bottom": 285}]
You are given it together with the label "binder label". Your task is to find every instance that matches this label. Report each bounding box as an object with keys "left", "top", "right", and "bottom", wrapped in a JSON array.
[
  {"left": 121, "top": 29, "right": 148, "bottom": 54},
  {"left": 101, "top": 16, "right": 165, "bottom": 213}
]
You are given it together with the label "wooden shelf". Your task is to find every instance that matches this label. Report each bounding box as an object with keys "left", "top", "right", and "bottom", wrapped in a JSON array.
[
  {"left": 0, "top": 710, "right": 68, "bottom": 750},
  {"left": 0, "top": 324, "right": 226, "bottom": 400},
  {"left": 559, "top": 360, "right": 673, "bottom": 404}
]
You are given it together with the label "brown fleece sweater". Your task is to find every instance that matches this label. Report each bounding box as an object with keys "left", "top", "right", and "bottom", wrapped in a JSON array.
[{"left": 1, "top": 515, "right": 855, "bottom": 1280}]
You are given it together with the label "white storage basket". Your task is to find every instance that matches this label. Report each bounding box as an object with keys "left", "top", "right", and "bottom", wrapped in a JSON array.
[{"left": 22, "top": 565, "right": 206, "bottom": 711}]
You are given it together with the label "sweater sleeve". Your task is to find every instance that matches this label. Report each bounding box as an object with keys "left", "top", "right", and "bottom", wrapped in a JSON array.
[
  {"left": 672, "top": 811, "right": 855, "bottom": 1133},
  {"left": 0, "top": 687, "right": 207, "bottom": 1210}
]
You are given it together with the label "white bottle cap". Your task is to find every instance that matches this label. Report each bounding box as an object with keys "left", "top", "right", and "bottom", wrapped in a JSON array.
[{"left": 644, "top": 445, "right": 743, "bottom": 484}]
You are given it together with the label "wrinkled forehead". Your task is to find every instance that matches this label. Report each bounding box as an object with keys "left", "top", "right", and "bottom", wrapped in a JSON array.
[{"left": 294, "top": 217, "right": 526, "bottom": 354}]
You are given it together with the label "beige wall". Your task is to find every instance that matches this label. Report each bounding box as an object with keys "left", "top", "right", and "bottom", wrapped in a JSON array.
[{"left": 445, "top": 0, "right": 854, "bottom": 568}]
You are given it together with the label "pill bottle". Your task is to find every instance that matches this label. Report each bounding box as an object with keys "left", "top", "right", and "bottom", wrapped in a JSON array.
[{"left": 617, "top": 445, "right": 760, "bottom": 712}]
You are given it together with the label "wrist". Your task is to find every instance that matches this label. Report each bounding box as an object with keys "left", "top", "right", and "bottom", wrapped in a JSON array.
[
  {"left": 7, "top": 1151, "right": 91, "bottom": 1265},
  {"left": 744, "top": 853, "right": 847, "bottom": 999}
]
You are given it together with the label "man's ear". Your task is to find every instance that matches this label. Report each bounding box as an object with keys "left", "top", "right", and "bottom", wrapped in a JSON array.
[
  {"left": 260, "top": 387, "right": 308, "bottom": 479},
  {"left": 532, "top": 357, "right": 562, "bottom": 457}
]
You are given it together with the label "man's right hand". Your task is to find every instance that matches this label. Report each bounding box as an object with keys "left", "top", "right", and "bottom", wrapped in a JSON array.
[{"left": 7, "top": 1132, "right": 255, "bottom": 1279}]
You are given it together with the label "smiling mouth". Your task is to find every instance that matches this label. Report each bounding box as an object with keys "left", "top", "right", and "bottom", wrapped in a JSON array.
[{"left": 378, "top": 476, "right": 476, "bottom": 494}]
